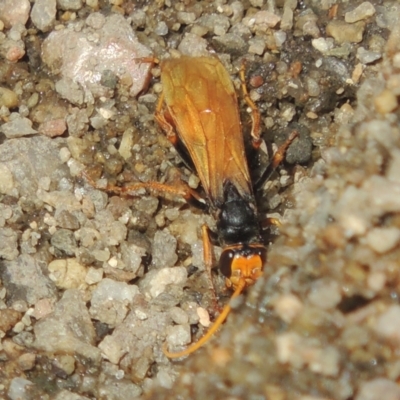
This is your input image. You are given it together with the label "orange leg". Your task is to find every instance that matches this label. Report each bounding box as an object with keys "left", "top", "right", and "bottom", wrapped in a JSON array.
[
  {"left": 153, "top": 87, "right": 209, "bottom": 210},
  {"left": 154, "top": 91, "right": 179, "bottom": 146},
  {"left": 239, "top": 61, "right": 261, "bottom": 149},
  {"left": 135, "top": 56, "right": 179, "bottom": 146},
  {"left": 239, "top": 61, "right": 298, "bottom": 164},
  {"left": 255, "top": 130, "right": 298, "bottom": 189},
  {"left": 265, "top": 217, "right": 282, "bottom": 227},
  {"left": 133, "top": 56, "right": 159, "bottom": 64},
  {"left": 163, "top": 278, "right": 246, "bottom": 359},
  {"left": 201, "top": 225, "right": 221, "bottom": 312},
  {"left": 261, "top": 217, "right": 283, "bottom": 231},
  {"left": 81, "top": 170, "right": 205, "bottom": 206},
  {"left": 270, "top": 130, "right": 298, "bottom": 169},
  {"left": 202, "top": 225, "right": 214, "bottom": 279},
  {"left": 136, "top": 56, "right": 179, "bottom": 148}
]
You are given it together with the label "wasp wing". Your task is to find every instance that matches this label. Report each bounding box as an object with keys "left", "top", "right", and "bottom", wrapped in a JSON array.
[{"left": 161, "top": 57, "right": 253, "bottom": 208}]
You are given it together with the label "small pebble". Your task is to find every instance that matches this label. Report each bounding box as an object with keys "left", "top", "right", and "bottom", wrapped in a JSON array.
[
  {"left": 374, "top": 89, "right": 398, "bottom": 114},
  {"left": 90, "top": 278, "right": 139, "bottom": 326},
  {"left": 12, "top": 321, "right": 25, "bottom": 333},
  {"left": 57, "top": 0, "right": 82, "bottom": 11},
  {"left": 31, "top": 0, "right": 56, "bottom": 31},
  {"left": 7, "top": 378, "right": 34, "bottom": 400},
  {"left": 0, "top": 87, "right": 18, "bottom": 108},
  {"left": 281, "top": 6, "right": 293, "bottom": 31},
  {"left": 0, "top": 163, "right": 15, "bottom": 195},
  {"left": 274, "top": 30, "right": 287, "bottom": 47},
  {"left": 48, "top": 258, "right": 87, "bottom": 289},
  {"left": 151, "top": 229, "right": 178, "bottom": 269},
  {"left": 154, "top": 21, "right": 168, "bottom": 36},
  {"left": 0, "top": 114, "right": 37, "bottom": 138},
  {"left": 166, "top": 324, "right": 191, "bottom": 347},
  {"left": 156, "top": 369, "right": 174, "bottom": 390},
  {"left": 356, "top": 47, "right": 381, "bottom": 64},
  {"left": 248, "top": 36, "right": 266, "bottom": 55},
  {"left": 85, "top": 267, "right": 103, "bottom": 285},
  {"left": 17, "top": 353, "right": 36, "bottom": 371},
  {"left": 374, "top": 305, "right": 400, "bottom": 345},
  {"left": 273, "top": 294, "right": 303, "bottom": 323},
  {"left": 356, "top": 378, "right": 400, "bottom": 400},
  {"left": 250, "top": 10, "right": 281, "bottom": 30},
  {"left": 177, "top": 12, "right": 196, "bottom": 25},
  {"left": 345, "top": 2, "right": 376, "bottom": 23},
  {"left": 86, "top": 12, "right": 105, "bottom": 29},
  {"left": 308, "top": 279, "right": 342, "bottom": 310},
  {"left": 169, "top": 307, "right": 189, "bottom": 325},
  {"left": 276, "top": 333, "right": 340, "bottom": 376},
  {"left": 32, "top": 298, "right": 54, "bottom": 320},
  {"left": 140, "top": 267, "right": 187, "bottom": 299},
  {"left": 39, "top": 119, "right": 67, "bottom": 137},
  {"left": 197, "top": 307, "right": 210, "bottom": 327},
  {"left": 365, "top": 227, "right": 400, "bottom": 253},
  {"left": 326, "top": 20, "right": 365, "bottom": 44},
  {"left": 118, "top": 129, "right": 134, "bottom": 160},
  {"left": 0, "top": 309, "right": 21, "bottom": 332},
  {"left": 0, "top": 0, "right": 30, "bottom": 29},
  {"left": 52, "top": 354, "right": 76, "bottom": 376},
  {"left": 302, "top": 19, "right": 320, "bottom": 38},
  {"left": 312, "top": 38, "right": 334, "bottom": 53},
  {"left": 33, "top": 289, "right": 100, "bottom": 362},
  {"left": 367, "top": 271, "right": 386, "bottom": 292}
]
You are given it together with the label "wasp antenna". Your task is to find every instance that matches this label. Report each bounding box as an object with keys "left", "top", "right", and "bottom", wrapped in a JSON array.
[{"left": 163, "top": 279, "right": 246, "bottom": 359}]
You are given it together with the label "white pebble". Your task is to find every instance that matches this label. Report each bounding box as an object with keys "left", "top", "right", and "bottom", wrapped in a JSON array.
[
  {"left": 365, "top": 227, "right": 400, "bottom": 253},
  {"left": 273, "top": 294, "right": 303, "bottom": 323},
  {"left": 196, "top": 307, "right": 210, "bottom": 327}
]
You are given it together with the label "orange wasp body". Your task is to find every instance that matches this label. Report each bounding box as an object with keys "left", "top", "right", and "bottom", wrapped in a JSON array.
[
  {"left": 156, "top": 56, "right": 266, "bottom": 291},
  {"left": 84, "top": 56, "right": 297, "bottom": 358},
  {"left": 154, "top": 56, "right": 297, "bottom": 357}
]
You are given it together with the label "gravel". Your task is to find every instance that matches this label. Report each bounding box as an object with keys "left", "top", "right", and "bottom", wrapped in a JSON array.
[
  {"left": 0, "top": 1, "right": 399, "bottom": 399},
  {"left": 33, "top": 289, "right": 101, "bottom": 362},
  {"left": 30, "top": 0, "right": 56, "bottom": 32},
  {"left": 1, "top": 114, "right": 37, "bottom": 138},
  {"left": 345, "top": 2, "right": 376, "bottom": 24}
]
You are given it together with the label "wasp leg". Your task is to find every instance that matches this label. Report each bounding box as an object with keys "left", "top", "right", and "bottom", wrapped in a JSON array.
[
  {"left": 255, "top": 130, "right": 298, "bottom": 190},
  {"left": 240, "top": 61, "right": 262, "bottom": 150},
  {"left": 202, "top": 225, "right": 213, "bottom": 273},
  {"left": 261, "top": 217, "right": 282, "bottom": 231},
  {"left": 133, "top": 56, "right": 159, "bottom": 65},
  {"left": 163, "top": 278, "right": 246, "bottom": 359},
  {"left": 154, "top": 92, "right": 180, "bottom": 146},
  {"left": 270, "top": 130, "right": 298, "bottom": 170},
  {"left": 155, "top": 91, "right": 198, "bottom": 168},
  {"left": 154, "top": 92, "right": 206, "bottom": 209},
  {"left": 81, "top": 170, "right": 205, "bottom": 207},
  {"left": 201, "top": 224, "right": 220, "bottom": 311}
]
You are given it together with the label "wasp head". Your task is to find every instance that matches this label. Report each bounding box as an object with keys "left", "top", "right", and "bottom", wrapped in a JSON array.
[{"left": 219, "top": 244, "right": 266, "bottom": 289}]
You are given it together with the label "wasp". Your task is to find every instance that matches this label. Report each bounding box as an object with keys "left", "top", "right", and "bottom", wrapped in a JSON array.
[{"left": 84, "top": 56, "right": 297, "bottom": 358}]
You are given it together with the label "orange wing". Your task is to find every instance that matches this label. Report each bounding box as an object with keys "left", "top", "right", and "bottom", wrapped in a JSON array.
[{"left": 160, "top": 56, "right": 253, "bottom": 208}]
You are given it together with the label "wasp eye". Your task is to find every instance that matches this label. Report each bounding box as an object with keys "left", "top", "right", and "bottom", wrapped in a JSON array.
[{"left": 219, "top": 248, "right": 235, "bottom": 278}]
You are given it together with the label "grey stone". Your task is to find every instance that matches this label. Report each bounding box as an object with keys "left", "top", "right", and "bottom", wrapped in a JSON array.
[{"left": 33, "top": 289, "right": 101, "bottom": 363}]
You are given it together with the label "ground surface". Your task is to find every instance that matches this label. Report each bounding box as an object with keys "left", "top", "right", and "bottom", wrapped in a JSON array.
[{"left": 0, "top": 1, "right": 400, "bottom": 399}]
